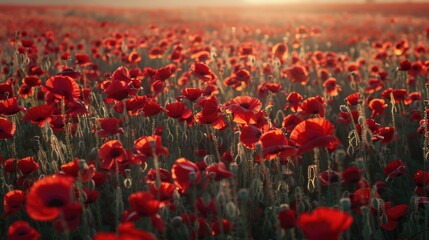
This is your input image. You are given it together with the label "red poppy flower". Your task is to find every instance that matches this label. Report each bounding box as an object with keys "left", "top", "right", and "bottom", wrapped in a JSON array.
[
  {"left": 282, "top": 114, "right": 303, "bottom": 133},
  {"left": 318, "top": 170, "right": 340, "bottom": 186},
  {"left": 17, "top": 157, "right": 39, "bottom": 175},
  {"left": 260, "top": 129, "right": 295, "bottom": 160},
  {"left": 272, "top": 42, "right": 288, "bottom": 63},
  {"left": 323, "top": 77, "right": 342, "bottom": 96},
  {"left": 142, "top": 100, "right": 166, "bottom": 117},
  {"left": 129, "top": 191, "right": 160, "bottom": 217},
  {"left": 368, "top": 99, "right": 388, "bottom": 118},
  {"left": 223, "top": 69, "right": 251, "bottom": 91},
  {"left": 365, "top": 78, "right": 384, "bottom": 94},
  {"left": 172, "top": 158, "right": 201, "bottom": 193},
  {"left": 225, "top": 96, "right": 262, "bottom": 124},
  {"left": 165, "top": 102, "right": 193, "bottom": 123},
  {"left": 283, "top": 65, "right": 308, "bottom": 85},
  {"left": 206, "top": 162, "right": 233, "bottom": 181},
  {"left": 96, "top": 118, "right": 124, "bottom": 138},
  {"left": 134, "top": 135, "right": 169, "bottom": 158},
  {"left": 61, "top": 158, "right": 95, "bottom": 182},
  {"left": 298, "top": 207, "right": 352, "bottom": 240},
  {"left": 398, "top": 60, "right": 411, "bottom": 71},
  {"left": 54, "top": 202, "right": 82, "bottom": 232},
  {"left": 211, "top": 218, "right": 232, "bottom": 236},
  {"left": 98, "top": 140, "right": 130, "bottom": 170},
  {"left": 414, "top": 170, "right": 429, "bottom": 187},
  {"left": 182, "top": 88, "right": 203, "bottom": 101},
  {"left": 154, "top": 64, "right": 177, "bottom": 81},
  {"left": 301, "top": 96, "right": 325, "bottom": 117},
  {"left": 239, "top": 124, "right": 262, "bottom": 149},
  {"left": 26, "top": 175, "right": 75, "bottom": 221},
  {"left": 7, "top": 221, "right": 40, "bottom": 240},
  {"left": 57, "top": 68, "right": 82, "bottom": 80},
  {"left": 337, "top": 110, "right": 359, "bottom": 125},
  {"left": 128, "top": 51, "right": 141, "bottom": 64},
  {"left": 125, "top": 95, "right": 149, "bottom": 115},
  {"left": 149, "top": 182, "right": 175, "bottom": 202},
  {"left": 195, "top": 197, "right": 217, "bottom": 217},
  {"left": 103, "top": 80, "right": 134, "bottom": 101},
  {"left": 346, "top": 92, "right": 360, "bottom": 106},
  {"left": 190, "top": 62, "right": 216, "bottom": 82},
  {"left": 0, "top": 97, "right": 26, "bottom": 116},
  {"left": 146, "top": 168, "right": 172, "bottom": 183},
  {"left": 0, "top": 81, "right": 14, "bottom": 100},
  {"left": 75, "top": 53, "right": 91, "bottom": 66},
  {"left": 278, "top": 209, "right": 296, "bottom": 230},
  {"left": 43, "top": 75, "right": 81, "bottom": 102},
  {"left": 22, "top": 104, "right": 54, "bottom": 127},
  {"left": 373, "top": 127, "right": 395, "bottom": 144},
  {"left": 2, "top": 190, "right": 25, "bottom": 218},
  {"left": 351, "top": 187, "right": 380, "bottom": 211},
  {"left": 290, "top": 118, "right": 338, "bottom": 155},
  {"left": 18, "top": 85, "right": 33, "bottom": 98},
  {"left": 380, "top": 204, "right": 408, "bottom": 231},
  {"left": 341, "top": 166, "right": 361, "bottom": 184},
  {"left": 0, "top": 117, "right": 16, "bottom": 139},
  {"left": 384, "top": 160, "right": 405, "bottom": 180},
  {"left": 118, "top": 222, "right": 157, "bottom": 240},
  {"left": 284, "top": 92, "right": 303, "bottom": 112}
]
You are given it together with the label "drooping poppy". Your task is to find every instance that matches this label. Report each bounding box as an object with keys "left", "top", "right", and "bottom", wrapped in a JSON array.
[
  {"left": 298, "top": 207, "right": 353, "bottom": 240},
  {"left": 384, "top": 160, "right": 405, "bottom": 180},
  {"left": 26, "top": 175, "right": 75, "bottom": 221}
]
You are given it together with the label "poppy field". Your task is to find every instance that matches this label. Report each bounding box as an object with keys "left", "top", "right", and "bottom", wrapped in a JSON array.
[{"left": 1, "top": 3, "right": 429, "bottom": 240}]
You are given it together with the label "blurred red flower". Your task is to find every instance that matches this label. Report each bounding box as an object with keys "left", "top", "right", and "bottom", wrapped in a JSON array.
[
  {"left": 2, "top": 190, "right": 25, "bottom": 218},
  {"left": 0, "top": 117, "right": 16, "bottom": 139},
  {"left": 298, "top": 207, "right": 353, "bottom": 240},
  {"left": 7, "top": 221, "right": 40, "bottom": 240},
  {"left": 26, "top": 175, "right": 75, "bottom": 221},
  {"left": 172, "top": 158, "right": 201, "bottom": 193}
]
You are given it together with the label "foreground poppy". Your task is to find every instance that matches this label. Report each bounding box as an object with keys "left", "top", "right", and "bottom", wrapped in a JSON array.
[
  {"left": 7, "top": 221, "right": 40, "bottom": 240},
  {"left": 26, "top": 175, "right": 75, "bottom": 221},
  {"left": 298, "top": 207, "right": 353, "bottom": 240},
  {"left": 98, "top": 140, "right": 130, "bottom": 170},
  {"left": 43, "top": 75, "right": 81, "bottom": 102},
  {"left": 225, "top": 96, "right": 262, "bottom": 124}
]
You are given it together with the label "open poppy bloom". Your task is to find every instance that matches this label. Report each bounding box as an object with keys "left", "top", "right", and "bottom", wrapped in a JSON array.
[
  {"left": 298, "top": 207, "right": 353, "bottom": 240},
  {"left": 0, "top": 117, "right": 16, "bottom": 139},
  {"left": 26, "top": 175, "right": 75, "bottom": 221},
  {"left": 7, "top": 221, "right": 40, "bottom": 240},
  {"left": 134, "top": 135, "right": 169, "bottom": 158},
  {"left": 190, "top": 62, "right": 216, "bottom": 82},
  {"left": 22, "top": 104, "right": 54, "bottom": 127},
  {"left": 154, "top": 64, "right": 177, "bottom": 81},
  {"left": 225, "top": 96, "right": 262, "bottom": 124},
  {"left": 182, "top": 88, "right": 203, "bottom": 101},
  {"left": 2, "top": 190, "right": 25, "bottom": 218},
  {"left": 43, "top": 75, "right": 81, "bottom": 102},
  {"left": 98, "top": 140, "right": 131, "bottom": 170},
  {"left": 0, "top": 97, "right": 26, "bottom": 116},
  {"left": 239, "top": 124, "right": 262, "bottom": 149},
  {"left": 17, "top": 157, "right": 39, "bottom": 175},
  {"left": 346, "top": 92, "right": 360, "bottom": 106},
  {"left": 96, "top": 118, "right": 124, "bottom": 138},
  {"left": 282, "top": 65, "right": 309, "bottom": 85},
  {"left": 171, "top": 158, "right": 201, "bottom": 193},
  {"left": 260, "top": 129, "right": 295, "bottom": 160},
  {"left": 165, "top": 102, "right": 193, "bottom": 123},
  {"left": 300, "top": 96, "right": 325, "bottom": 117},
  {"left": 290, "top": 118, "right": 339, "bottom": 155}
]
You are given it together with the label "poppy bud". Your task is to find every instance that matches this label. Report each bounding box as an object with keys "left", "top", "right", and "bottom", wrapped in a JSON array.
[
  {"left": 339, "top": 105, "right": 349, "bottom": 113},
  {"left": 238, "top": 189, "right": 249, "bottom": 201},
  {"left": 340, "top": 197, "right": 351, "bottom": 211}
]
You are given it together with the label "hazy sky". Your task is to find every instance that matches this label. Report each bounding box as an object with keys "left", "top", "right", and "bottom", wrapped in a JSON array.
[{"left": 0, "top": 0, "right": 428, "bottom": 7}]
